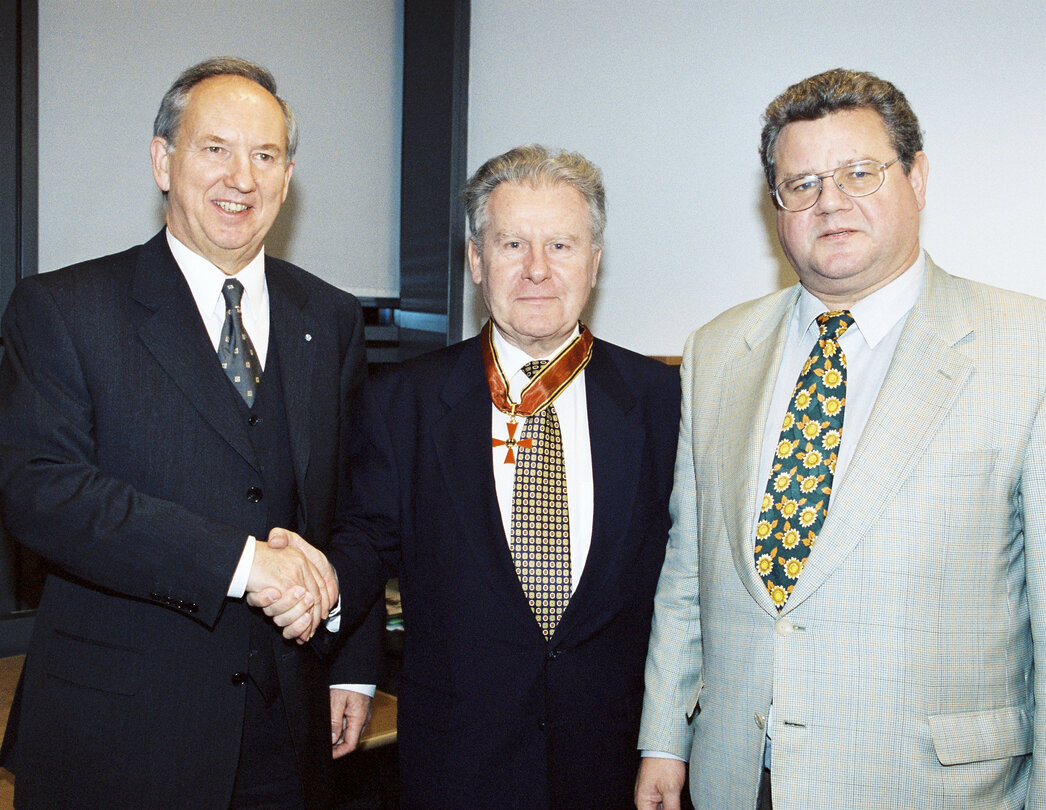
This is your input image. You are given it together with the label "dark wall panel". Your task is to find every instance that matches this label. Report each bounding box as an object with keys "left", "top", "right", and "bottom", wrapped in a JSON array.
[{"left": 398, "top": 0, "right": 469, "bottom": 355}]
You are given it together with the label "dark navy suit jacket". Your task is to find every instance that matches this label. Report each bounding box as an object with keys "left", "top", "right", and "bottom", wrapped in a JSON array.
[
  {"left": 331, "top": 334, "right": 680, "bottom": 809},
  {"left": 0, "top": 231, "right": 380, "bottom": 808}
]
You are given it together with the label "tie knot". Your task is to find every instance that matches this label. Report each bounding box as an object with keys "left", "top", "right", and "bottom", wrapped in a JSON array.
[
  {"left": 816, "top": 310, "right": 854, "bottom": 340},
  {"left": 522, "top": 359, "right": 549, "bottom": 380},
  {"left": 222, "top": 278, "right": 245, "bottom": 308}
]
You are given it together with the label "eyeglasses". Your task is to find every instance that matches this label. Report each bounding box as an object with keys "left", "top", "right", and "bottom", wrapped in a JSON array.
[{"left": 772, "top": 157, "right": 901, "bottom": 212}]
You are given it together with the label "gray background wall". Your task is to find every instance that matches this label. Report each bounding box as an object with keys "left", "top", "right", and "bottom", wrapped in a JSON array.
[
  {"left": 39, "top": 0, "right": 402, "bottom": 298},
  {"left": 38, "top": 1, "right": 1046, "bottom": 355},
  {"left": 465, "top": 0, "right": 1046, "bottom": 355}
]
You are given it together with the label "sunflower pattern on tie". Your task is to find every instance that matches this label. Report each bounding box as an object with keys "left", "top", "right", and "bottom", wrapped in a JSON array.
[
  {"left": 219, "top": 279, "right": 261, "bottom": 407},
  {"left": 510, "top": 359, "right": 571, "bottom": 640},
  {"left": 755, "top": 310, "right": 854, "bottom": 610}
]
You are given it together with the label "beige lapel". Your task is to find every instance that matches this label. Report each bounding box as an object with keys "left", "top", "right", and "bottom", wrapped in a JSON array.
[
  {"left": 783, "top": 257, "right": 975, "bottom": 612},
  {"left": 717, "top": 287, "right": 801, "bottom": 614}
]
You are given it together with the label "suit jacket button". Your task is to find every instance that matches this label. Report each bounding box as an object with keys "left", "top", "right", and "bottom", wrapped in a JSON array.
[
  {"left": 774, "top": 617, "right": 794, "bottom": 637},
  {"left": 248, "top": 414, "right": 260, "bottom": 426},
  {"left": 231, "top": 672, "right": 249, "bottom": 686},
  {"left": 246, "top": 487, "right": 263, "bottom": 503},
  {"left": 754, "top": 712, "right": 766, "bottom": 730}
]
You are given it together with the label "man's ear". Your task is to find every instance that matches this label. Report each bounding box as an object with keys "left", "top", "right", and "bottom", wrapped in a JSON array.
[
  {"left": 467, "top": 237, "right": 484, "bottom": 285},
  {"left": 907, "top": 151, "right": 928, "bottom": 211},
  {"left": 150, "top": 137, "right": 172, "bottom": 193}
]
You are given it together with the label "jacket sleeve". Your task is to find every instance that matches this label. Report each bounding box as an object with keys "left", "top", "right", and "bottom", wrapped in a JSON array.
[
  {"left": 327, "top": 370, "right": 405, "bottom": 633},
  {"left": 1020, "top": 395, "right": 1046, "bottom": 804},
  {"left": 637, "top": 332, "right": 703, "bottom": 758}
]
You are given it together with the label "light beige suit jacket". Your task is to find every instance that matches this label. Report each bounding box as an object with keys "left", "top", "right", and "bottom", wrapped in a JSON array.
[{"left": 639, "top": 257, "right": 1046, "bottom": 809}]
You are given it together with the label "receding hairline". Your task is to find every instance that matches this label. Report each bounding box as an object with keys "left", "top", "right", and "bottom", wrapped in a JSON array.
[{"left": 153, "top": 57, "right": 298, "bottom": 167}]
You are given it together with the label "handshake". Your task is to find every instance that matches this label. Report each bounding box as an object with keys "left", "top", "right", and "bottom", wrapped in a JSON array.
[{"left": 244, "top": 528, "right": 338, "bottom": 644}]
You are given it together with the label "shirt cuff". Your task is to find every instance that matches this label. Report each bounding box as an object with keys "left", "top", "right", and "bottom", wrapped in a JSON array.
[
  {"left": 324, "top": 597, "right": 342, "bottom": 631},
  {"left": 641, "top": 751, "right": 687, "bottom": 761},
  {"left": 227, "top": 536, "right": 256, "bottom": 598},
  {"left": 330, "top": 683, "right": 377, "bottom": 697}
]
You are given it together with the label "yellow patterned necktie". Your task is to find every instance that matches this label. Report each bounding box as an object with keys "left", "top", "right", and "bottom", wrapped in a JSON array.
[
  {"left": 219, "top": 279, "right": 262, "bottom": 407},
  {"left": 755, "top": 310, "right": 853, "bottom": 610},
  {"left": 510, "top": 359, "right": 571, "bottom": 639}
]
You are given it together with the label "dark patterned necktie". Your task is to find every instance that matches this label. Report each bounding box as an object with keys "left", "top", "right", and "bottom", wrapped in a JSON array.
[
  {"left": 219, "top": 279, "right": 261, "bottom": 407},
  {"left": 510, "top": 360, "right": 571, "bottom": 639},
  {"left": 755, "top": 311, "right": 853, "bottom": 610}
]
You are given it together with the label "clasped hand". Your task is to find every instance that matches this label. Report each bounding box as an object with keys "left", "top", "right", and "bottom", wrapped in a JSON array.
[{"left": 245, "top": 528, "right": 339, "bottom": 643}]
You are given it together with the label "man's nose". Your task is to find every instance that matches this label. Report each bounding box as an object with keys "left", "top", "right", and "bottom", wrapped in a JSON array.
[
  {"left": 225, "top": 153, "right": 255, "bottom": 193},
  {"left": 813, "top": 176, "right": 853, "bottom": 214},
  {"left": 524, "top": 250, "right": 551, "bottom": 281}
]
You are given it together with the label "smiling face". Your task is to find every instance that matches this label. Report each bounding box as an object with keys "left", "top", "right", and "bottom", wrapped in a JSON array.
[
  {"left": 774, "top": 107, "right": 928, "bottom": 308},
  {"left": 468, "top": 180, "right": 601, "bottom": 358},
  {"left": 150, "top": 74, "right": 293, "bottom": 275}
]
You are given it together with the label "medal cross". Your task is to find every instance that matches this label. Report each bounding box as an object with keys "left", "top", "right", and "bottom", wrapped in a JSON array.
[{"left": 492, "top": 420, "right": 533, "bottom": 464}]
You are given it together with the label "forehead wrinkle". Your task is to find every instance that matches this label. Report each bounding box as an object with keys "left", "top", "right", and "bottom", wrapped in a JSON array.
[{"left": 493, "top": 228, "right": 582, "bottom": 242}]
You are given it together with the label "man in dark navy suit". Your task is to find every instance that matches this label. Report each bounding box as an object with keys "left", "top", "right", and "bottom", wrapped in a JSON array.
[
  {"left": 0, "top": 58, "right": 379, "bottom": 808},
  {"left": 312, "top": 145, "right": 680, "bottom": 809}
]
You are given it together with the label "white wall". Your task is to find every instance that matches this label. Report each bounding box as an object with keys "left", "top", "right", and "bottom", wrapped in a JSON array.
[
  {"left": 38, "top": 0, "right": 402, "bottom": 297},
  {"left": 466, "top": 1, "right": 1046, "bottom": 355}
]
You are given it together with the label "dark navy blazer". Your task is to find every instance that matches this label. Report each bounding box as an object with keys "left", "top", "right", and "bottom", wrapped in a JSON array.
[
  {"left": 331, "top": 334, "right": 680, "bottom": 809},
  {"left": 0, "top": 231, "right": 380, "bottom": 808}
]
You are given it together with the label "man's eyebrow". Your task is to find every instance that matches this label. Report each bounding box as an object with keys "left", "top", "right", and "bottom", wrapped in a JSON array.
[
  {"left": 779, "top": 155, "right": 871, "bottom": 181},
  {"left": 195, "top": 134, "right": 284, "bottom": 155}
]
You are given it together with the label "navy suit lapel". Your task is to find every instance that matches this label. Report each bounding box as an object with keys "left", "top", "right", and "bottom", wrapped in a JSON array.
[
  {"left": 130, "top": 231, "right": 258, "bottom": 471},
  {"left": 554, "top": 342, "right": 640, "bottom": 643},
  {"left": 430, "top": 340, "right": 542, "bottom": 633},
  {"left": 266, "top": 260, "right": 314, "bottom": 506}
]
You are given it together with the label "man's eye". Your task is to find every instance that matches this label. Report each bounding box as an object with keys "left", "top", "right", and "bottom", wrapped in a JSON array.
[
  {"left": 256, "top": 153, "right": 274, "bottom": 162},
  {"left": 551, "top": 243, "right": 567, "bottom": 250},
  {"left": 789, "top": 177, "right": 818, "bottom": 193},
  {"left": 506, "top": 241, "right": 521, "bottom": 249}
]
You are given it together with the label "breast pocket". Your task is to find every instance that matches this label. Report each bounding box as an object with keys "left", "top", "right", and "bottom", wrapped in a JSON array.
[{"left": 902, "top": 448, "right": 1000, "bottom": 526}]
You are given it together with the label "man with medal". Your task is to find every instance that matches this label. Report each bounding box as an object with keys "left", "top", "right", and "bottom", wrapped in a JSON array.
[{"left": 317, "top": 144, "right": 680, "bottom": 808}]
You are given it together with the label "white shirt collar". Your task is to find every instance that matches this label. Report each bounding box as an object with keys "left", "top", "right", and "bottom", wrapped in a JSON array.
[
  {"left": 797, "top": 251, "right": 926, "bottom": 348},
  {"left": 165, "top": 228, "right": 267, "bottom": 317}
]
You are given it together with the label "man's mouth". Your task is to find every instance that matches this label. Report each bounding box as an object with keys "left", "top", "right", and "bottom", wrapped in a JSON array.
[{"left": 214, "top": 201, "right": 249, "bottom": 214}]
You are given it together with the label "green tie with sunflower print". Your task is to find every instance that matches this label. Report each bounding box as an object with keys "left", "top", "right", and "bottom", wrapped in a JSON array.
[{"left": 755, "top": 310, "right": 854, "bottom": 611}]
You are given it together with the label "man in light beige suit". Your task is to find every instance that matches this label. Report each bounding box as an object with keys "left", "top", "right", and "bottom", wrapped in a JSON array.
[{"left": 635, "top": 68, "right": 1046, "bottom": 810}]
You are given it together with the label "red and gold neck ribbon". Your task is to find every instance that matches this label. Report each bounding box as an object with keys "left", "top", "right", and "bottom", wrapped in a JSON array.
[{"left": 481, "top": 320, "right": 594, "bottom": 420}]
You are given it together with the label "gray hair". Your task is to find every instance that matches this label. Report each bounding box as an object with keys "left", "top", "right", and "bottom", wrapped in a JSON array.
[
  {"left": 759, "top": 68, "right": 923, "bottom": 190},
  {"left": 153, "top": 56, "right": 298, "bottom": 164},
  {"left": 463, "top": 144, "right": 607, "bottom": 247}
]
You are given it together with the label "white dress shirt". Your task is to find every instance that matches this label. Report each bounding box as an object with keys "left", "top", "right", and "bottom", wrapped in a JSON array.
[{"left": 488, "top": 325, "right": 595, "bottom": 593}]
